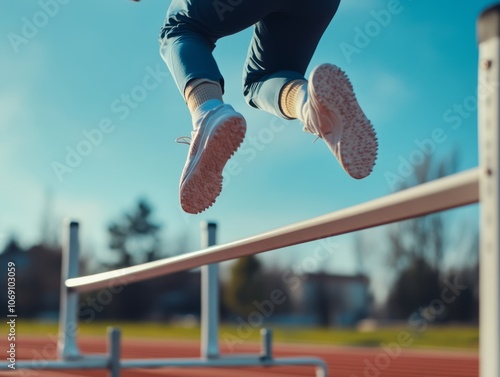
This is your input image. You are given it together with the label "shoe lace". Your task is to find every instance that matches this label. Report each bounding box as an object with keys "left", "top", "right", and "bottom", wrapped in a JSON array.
[
  {"left": 303, "top": 125, "right": 321, "bottom": 143},
  {"left": 175, "top": 136, "right": 192, "bottom": 145},
  {"left": 301, "top": 101, "right": 324, "bottom": 144}
]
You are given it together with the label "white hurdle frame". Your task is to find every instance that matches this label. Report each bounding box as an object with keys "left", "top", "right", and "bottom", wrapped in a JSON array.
[
  {"left": 478, "top": 5, "right": 500, "bottom": 376},
  {"left": 1, "top": 4, "right": 499, "bottom": 376}
]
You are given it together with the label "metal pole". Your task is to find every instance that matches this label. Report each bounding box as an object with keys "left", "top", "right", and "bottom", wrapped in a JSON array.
[
  {"left": 200, "top": 221, "right": 219, "bottom": 359},
  {"left": 315, "top": 363, "right": 328, "bottom": 377},
  {"left": 260, "top": 328, "right": 272, "bottom": 360},
  {"left": 478, "top": 5, "right": 500, "bottom": 377},
  {"left": 107, "top": 327, "right": 121, "bottom": 377},
  {"left": 58, "top": 220, "right": 81, "bottom": 359}
]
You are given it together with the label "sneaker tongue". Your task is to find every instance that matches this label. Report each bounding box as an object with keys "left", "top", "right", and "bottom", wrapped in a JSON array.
[
  {"left": 196, "top": 99, "right": 223, "bottom": 117},
  {"left": 301, "top": 104, "right": 321, "bottom": 136},
  {"left": 192, "top": 99, "right": 224, "bottom": 130}
]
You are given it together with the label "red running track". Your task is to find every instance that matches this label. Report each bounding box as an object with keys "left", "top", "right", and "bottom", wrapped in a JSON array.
[{"left": 0, "top": 336, "right": 478, "bottom": 377}]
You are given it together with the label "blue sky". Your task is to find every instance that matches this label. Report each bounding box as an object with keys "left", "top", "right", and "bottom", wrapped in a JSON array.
[{"left": 0, "top": 0, "right": 488, "bottom": 296}]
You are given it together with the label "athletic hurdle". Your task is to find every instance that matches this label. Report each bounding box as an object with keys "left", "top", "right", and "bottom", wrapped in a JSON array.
[{"left": 2, "top": 4, "right": 499, "bottom": 376}]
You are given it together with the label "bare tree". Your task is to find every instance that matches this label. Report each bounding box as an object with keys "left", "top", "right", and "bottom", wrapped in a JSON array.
[
  {"left": 107, "top": 198, "right": 162, "bottom": 268},
  {"left": 384, "top": 151, "right": 478, "bottom": 320}
]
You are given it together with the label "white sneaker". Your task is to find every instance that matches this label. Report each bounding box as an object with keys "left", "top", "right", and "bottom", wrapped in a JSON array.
[
  {"left": 177, "top": 103, "right": 246, "bottom": 214},
  {"left": 300, "top": 64, "right": 378, "bottom": 179}
]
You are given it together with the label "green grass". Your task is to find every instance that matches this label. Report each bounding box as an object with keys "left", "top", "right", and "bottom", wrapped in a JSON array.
[{"left": 17, "top": 321, "right": 478, "bottom": 351}]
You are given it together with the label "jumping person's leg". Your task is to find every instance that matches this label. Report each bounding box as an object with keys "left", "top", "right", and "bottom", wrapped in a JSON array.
[
  {"left": 243, "top": 0, "right": 378, "bottom": 179},
  {"left": 159, "top": 0, "right": 284, "bottom": 214},
  {"left": 160, "top": 0, "right": 284, "bottom": 104},
  {"left": 243, "top": 0, "right": 340, "bottom": 118}
]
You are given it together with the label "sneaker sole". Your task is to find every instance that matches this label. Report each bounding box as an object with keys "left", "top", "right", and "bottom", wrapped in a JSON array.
[
  {"left": 180, "top": 115, "right": 246, "bottom": 214},
  {"left": 311, "top": 64, "right": 378, "bottom": 179}
]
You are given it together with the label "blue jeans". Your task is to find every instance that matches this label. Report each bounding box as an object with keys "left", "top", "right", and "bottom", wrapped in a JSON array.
[{"left": 159, "top": 0, "right": 340, "bottom": 118}]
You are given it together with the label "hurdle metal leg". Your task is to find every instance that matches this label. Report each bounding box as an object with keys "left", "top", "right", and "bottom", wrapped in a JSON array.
[
  {"left": 58, "top": 220, "right": 81, "bottom": 359},
  {"left": 200, "top": 221, "right": 220, "bottom": 359},
  {"left": 197, "top": 222, "right": 329, "bottom": 375},
  {"left": 108, "top": 327, "right": 121, "bottom": 377},
  {"left": 478, "top": 5, "right": 500, "bottom": 377}
]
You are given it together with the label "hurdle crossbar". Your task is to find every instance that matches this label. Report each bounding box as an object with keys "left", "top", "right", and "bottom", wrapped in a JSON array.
[{"left": 66, "top": 168, "right": 479, "bottom": 294}]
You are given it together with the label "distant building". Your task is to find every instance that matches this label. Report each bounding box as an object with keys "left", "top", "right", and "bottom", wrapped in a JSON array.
[
  {"left": 0, "top": 239, "right": 62, "bottom": 319},
  {"left": 0, "top": 239, "right": 29, "bottom": 270},
  {"left": 146, "top": 271, "right": 201, "bottom": 320},
  {"left": 281, "top": 273, "right": 371, "bottom": 327}
]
